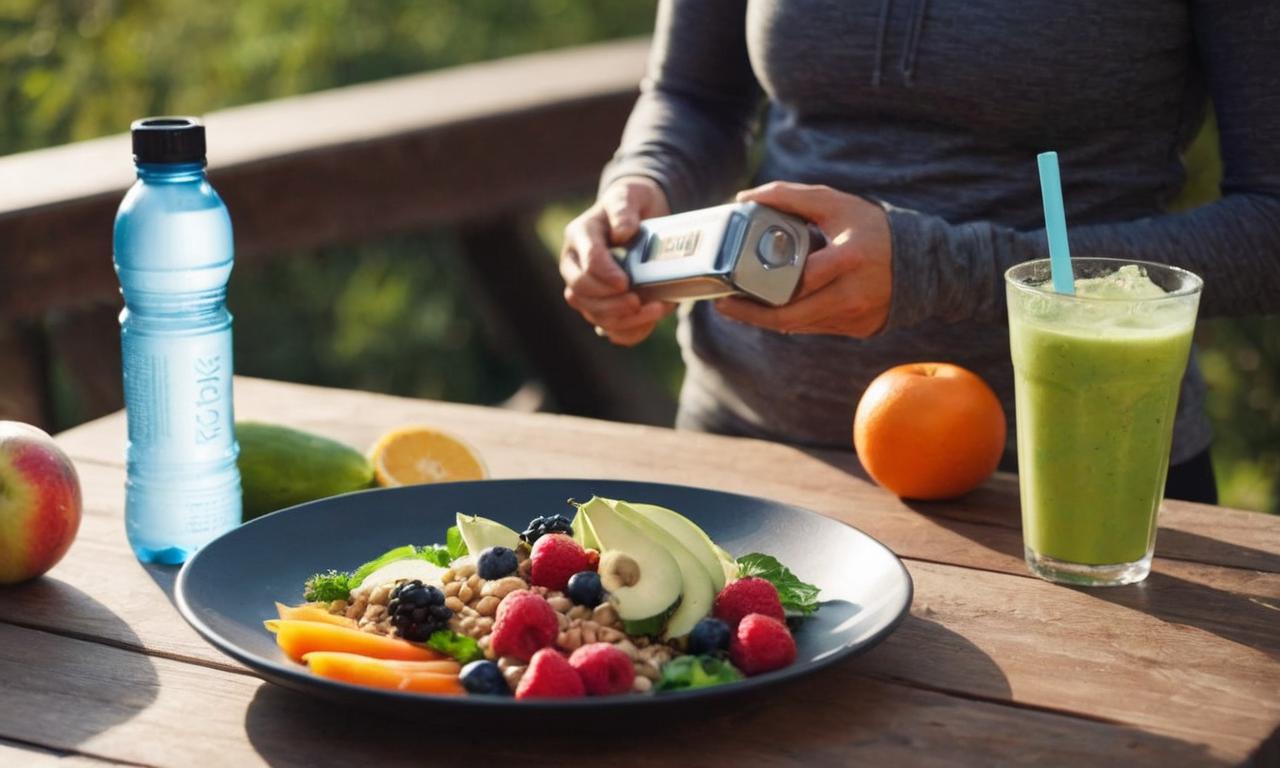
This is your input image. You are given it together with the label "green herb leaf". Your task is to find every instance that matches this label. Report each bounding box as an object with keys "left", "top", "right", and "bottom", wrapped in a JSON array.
[
  {"left": 446, "top": 525, "right": 468, "bottom": 561},
  {"left": 350, "top": 545, "right": 420, "bottom": 585},
  {"left": 736, "top": 553, "right": 821, "bottom": 617},
  {"left": 417, "top": 545, "right": 453, "bottom": 568},
  {"left": 655, "top": 655, "right": 743, "bottom": 692},
  {"left": 426, "top": 630, "right": 484, "bottom": 664},
  {"left": 303, "top": 570, "right": 355, "bottom": 602}
]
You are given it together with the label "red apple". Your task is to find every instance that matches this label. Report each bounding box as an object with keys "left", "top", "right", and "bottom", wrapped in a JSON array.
[{"left": 0, "top": 421, "right": 82, "bottom": 584}]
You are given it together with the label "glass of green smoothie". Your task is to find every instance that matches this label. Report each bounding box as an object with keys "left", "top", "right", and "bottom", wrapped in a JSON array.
[{"left": 1006, "top": 258, "right": 1202, "bottom": 587}]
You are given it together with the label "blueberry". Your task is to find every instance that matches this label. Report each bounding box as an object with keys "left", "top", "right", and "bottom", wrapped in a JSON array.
[
  {"left": 460, "top": 660, "right": 510, "bottom": 696},
  {"left": 565, "top": 571, "right": 604, "bottom": 607},
  {"left": 477, "top": 546, "right": 519, "bottom": 580},
  {"left": 688, "top": 618, "right": 732, "bottom": 656}
]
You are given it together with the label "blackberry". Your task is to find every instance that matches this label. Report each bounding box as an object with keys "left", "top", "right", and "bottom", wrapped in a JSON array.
[
  {"left": 519, "top": 514, "right": 574, "bottom": 545},
  {"left": 387, "top": 580, "right": 453, "bottom": 641},
  {"left": 477, "top": 546, "right": 519, "bottom": 580}
]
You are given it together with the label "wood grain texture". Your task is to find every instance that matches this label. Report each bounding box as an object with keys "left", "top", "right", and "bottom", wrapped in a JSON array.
[
  {"left": 54, "top": 378, "right": 1280, "bottom": 577},
  {"left": 4, "top": 378, "right": 1268, "bottom": 761},
  {"left": 0, "top": 623, "right": 1230, "bottom": 768}
]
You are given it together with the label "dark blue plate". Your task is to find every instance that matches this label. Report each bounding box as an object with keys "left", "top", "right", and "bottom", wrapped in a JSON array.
[{"left": 176, "top": 479, "right": 912, "bottom": 713}]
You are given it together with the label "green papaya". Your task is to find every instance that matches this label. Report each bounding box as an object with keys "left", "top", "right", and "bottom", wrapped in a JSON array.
[{"left": 236, "top": 422, "right": 375, "bottom": 521}]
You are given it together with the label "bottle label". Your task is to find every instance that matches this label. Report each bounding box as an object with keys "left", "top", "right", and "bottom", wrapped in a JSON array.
[{"left": 122, "top": 325, "right": 236, "bottom": 464}]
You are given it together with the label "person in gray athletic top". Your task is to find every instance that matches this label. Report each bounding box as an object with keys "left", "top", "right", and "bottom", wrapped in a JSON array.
[{"left": 558, "top": 0, "right": 1279, "bottom": 503}]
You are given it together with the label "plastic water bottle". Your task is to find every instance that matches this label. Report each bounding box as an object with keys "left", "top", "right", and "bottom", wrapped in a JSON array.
[{"left": 113, "top": 117, "right": 241, "bottom": 564}]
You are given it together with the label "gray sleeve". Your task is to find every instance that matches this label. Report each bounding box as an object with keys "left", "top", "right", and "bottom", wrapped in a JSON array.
[
  {"left": 599, "top": 0, "right": 763, "bottom": 213},
  {"left": 883, "top": 0, "right": 1280, "bottom": 331}
]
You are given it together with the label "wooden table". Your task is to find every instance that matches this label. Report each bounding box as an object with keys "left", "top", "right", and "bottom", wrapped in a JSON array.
[{"left": 2, "top": 378, "right": 1277, "bottom": 767}]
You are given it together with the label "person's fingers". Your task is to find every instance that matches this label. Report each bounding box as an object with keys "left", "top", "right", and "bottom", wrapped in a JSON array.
[
  {"left": 790, "top": 246, "right": 848, "bottom": 300},
  {"left": 715, "top": 294, "right": 827, "bottom": 334},
  {"left": 602, "top": 325, "right": 654, "bottom": 347},
  {"left": 563, "top": 287, "right": 640, "bottom": 323},
  {"left": 735, "top": 182, "right": 841, "bottom": 228},
  {"left": 563, "top": 212, "right": 629, "bottom": 296},
  {"left": 603, "top": 187, "right": 644, "bottom": 245}
]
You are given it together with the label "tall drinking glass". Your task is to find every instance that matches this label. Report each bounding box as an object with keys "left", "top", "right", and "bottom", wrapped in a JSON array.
[{"left": 1006, "top": 258, "right": 1202, "bottom": 586}]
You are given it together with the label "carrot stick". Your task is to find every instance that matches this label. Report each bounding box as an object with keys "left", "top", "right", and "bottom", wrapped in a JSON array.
[
  {"left": 271, "top": 619, "right": 442, "bottom": 662},
  {"left": 304, "top": 651, "right": 464, "bottom": 695}
]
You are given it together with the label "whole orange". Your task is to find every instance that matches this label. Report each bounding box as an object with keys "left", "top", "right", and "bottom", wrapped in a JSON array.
[{"left": 853, "top": 363, "right": 1006, "bottom": 500}]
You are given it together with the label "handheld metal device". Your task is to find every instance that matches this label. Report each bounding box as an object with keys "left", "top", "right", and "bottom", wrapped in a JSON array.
[{"left": 618, "top": 202, "right": 819, "bottom": 306}]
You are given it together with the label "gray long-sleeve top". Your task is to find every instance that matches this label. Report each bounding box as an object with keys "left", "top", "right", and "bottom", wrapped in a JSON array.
[{"left": 602, "top": 0, "right": 1280, "bottom": 464}]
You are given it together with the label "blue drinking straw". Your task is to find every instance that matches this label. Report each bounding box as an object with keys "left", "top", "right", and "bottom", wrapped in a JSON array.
[{"left": 1037, "top": 151, "right": 1076, "bottom": 295}]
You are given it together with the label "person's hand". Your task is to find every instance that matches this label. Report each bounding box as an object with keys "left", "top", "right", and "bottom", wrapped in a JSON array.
[
  {"left": 560, "top": 176, "right": 675, "bottom": 346},
  {"left": 716, "top": 182, "right": 892, "bottom": 338}
]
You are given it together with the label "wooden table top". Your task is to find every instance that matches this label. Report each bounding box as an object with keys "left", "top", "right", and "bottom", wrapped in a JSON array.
[{"left": 2, "top": 377, "right": 1277, "bottom": 767}]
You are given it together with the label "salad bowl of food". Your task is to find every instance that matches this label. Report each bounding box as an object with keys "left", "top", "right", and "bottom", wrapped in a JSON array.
[{"left": 176, "top": 479, "right": 912, "bottom": 712}]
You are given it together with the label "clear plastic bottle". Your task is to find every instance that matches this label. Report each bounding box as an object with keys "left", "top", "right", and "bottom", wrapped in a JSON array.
[{"left": 113, "top": 117, "right": 241, "bottom": 564}]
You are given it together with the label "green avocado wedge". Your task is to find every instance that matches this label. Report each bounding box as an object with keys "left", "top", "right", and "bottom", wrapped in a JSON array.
[
  {"left": 611, "top": 500, "right": 714, "bottom": 640},
  {"left": 624, "top": 501, "right": 729, "bottom": 593},
  {"left": 236, "top": 422, "right": 375, "bottom": 521},
  {"left": 571, "top": 504, "right": 600, "bottom": 550},
  {"left": 455, "top": 513, "right": 520, "bottom": 555},
  {"left": 578, "top": 497, "right": 682, "bottom": 625}
]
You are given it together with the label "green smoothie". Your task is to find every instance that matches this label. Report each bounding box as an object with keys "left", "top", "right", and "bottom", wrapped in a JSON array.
[{"left": 1007, "top": 262, "right": 1201, "bottom": 579}]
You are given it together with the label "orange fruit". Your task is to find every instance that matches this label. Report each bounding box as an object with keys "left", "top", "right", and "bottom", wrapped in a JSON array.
[
  {"left": 368, "top": 427, "right": 487, "bottom": 487},
  {"left": 853, "top": 363, "right": 1006, "bottom": 500}
]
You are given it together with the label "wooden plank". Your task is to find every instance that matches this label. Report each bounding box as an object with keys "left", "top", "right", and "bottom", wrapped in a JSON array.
[
  {"left": 13, "top": 396, "right": 1274, "bottom": 758},
  {"left": 0, "top": 623, "right": 1232, "bottom": 767},
  {"left": 0, "top": 39, "right": 650, "bottom": 322},
  {"left": 54, "top": 378, "right": 1280, "bottom": 576},
  {"left": 0, "top": 740, "right": 124, "bottom": 767}
]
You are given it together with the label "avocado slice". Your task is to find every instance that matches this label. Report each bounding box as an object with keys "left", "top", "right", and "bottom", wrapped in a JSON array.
[
  {"left": 612, "top": 500, "right": 714, "bottom": 640},
  {"left": 571, "top": 504, "right": 600, "bottom": 550},
  {"left": 578, "top": 497, "right": 682, "bottom": 624},
  {"left": 455, "top": 513, "right": 520, "bottom": 554},
  {"left": 624, "top": 501, "right": 728, "bottom": 593},
  {"left": 713, "top": 543, "right": 740, "bottom": 582}
]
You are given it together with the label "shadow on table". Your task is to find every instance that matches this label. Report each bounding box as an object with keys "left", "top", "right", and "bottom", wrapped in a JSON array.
[
  {"left": 905, "top": 502, "right": 1280, "bottom": 662},
  {"left": 241, "top": 617, "right": 1219, "bottom": 767},
  {"left": 1156, "top": 527, "right": 1280, "bottom": 574},
  {"left": 0, "top": 579, "right": 158, "bottom": 749}
]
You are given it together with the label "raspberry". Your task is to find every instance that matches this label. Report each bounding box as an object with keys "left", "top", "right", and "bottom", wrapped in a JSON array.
[
  {"left": 584, "top": 549, "right": 600, "bottom": 571},
  {"left": 489, "top": 590, "right": 559, "bottom": 662},
  {"left": 516, "top": 648, "right": 586, "bottom": 699},
  {"left": 568, "top": 643, "right": 635, "bottom": 696},
  {"left": 713, "top": 577, "right": 785, "bottom": 628},
  {"left": 529, "top": 534, "right": 591, "bottom": 591},
  {"left": 730, "top": 613, "right": 797, "bottom": 676}
]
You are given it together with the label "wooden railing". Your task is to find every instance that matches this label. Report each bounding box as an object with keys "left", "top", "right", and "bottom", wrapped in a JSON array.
[{"left": 0, "top": 39, "right": 676, "bottom": 429}]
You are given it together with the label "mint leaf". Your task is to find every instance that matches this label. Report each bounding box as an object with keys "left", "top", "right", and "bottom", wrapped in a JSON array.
[
  {"left": 426, "top": 630, "right": 484, "bottom": 664},
  {"left": 446, "top": 525, "right": 468, "bottom": 561},
  {"left": 736, "top": 553, "right": 821, "bottom": 617}
]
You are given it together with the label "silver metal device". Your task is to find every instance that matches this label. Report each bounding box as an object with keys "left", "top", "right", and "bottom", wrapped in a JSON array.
[{"left": 618, "top": 202, "right": 818, "bottom": 306}]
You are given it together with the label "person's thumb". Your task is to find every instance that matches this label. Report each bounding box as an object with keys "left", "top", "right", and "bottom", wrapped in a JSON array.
[{"left": 606, "top": 204, "right": 642, "bottom": 244}]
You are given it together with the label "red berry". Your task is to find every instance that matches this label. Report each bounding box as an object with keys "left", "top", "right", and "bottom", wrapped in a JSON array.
[
  {"left": 516, "top": 648, "right": 586, "bottom": 699},
  {"left": 730, "top": 613, "right": 797, "bottom": 676},
  {"left": 568, "top": 643, "right": 635, "bottom": 696},
  {"left": 714, "top": 577, "right": 785, "bottom": 628},
  {"left": 489, "top": 590, "right": 559, "bottom": 662},
  {"left": 530, "top": 534, "right": 592, "bottom": 591},
  {"left": 584, "top": 549, "right": 600, "bottom": 571}
]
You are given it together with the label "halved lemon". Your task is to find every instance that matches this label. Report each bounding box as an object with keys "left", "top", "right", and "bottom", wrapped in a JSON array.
[{"left": 368, "top": 426, "right": 488, "bottom": 487}]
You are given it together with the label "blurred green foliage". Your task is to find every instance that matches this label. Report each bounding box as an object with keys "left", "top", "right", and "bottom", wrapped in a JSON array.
[{"left": 2, "top": 0, "right": 1273, "bottom": 511}]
